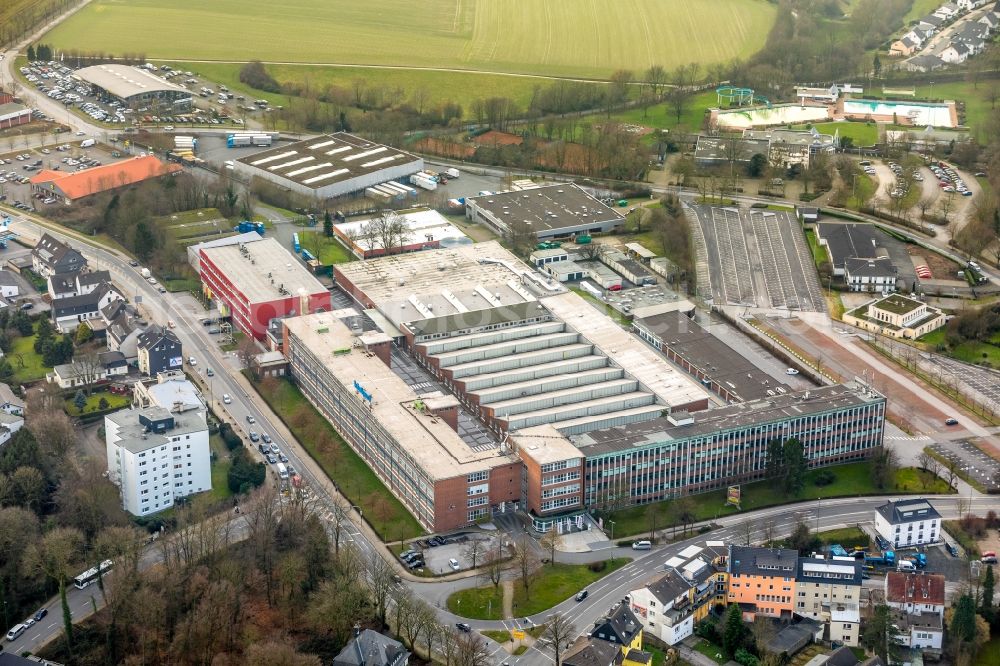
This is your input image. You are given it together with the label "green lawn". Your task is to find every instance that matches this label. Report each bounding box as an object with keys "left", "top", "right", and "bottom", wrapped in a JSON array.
[
  {"left": 251, "top": 377, "right": 425, "bottom": 541},
  {"left": 299, "top": 232, "right": 355, "bottom": 265},
  {"left": 795, "top": 122, "right": 878, "bottom": 146},
  {"left": 693, "top": 639, "right": 727, "bottom": 665},
  {"left": 816, "top": 526, "right": 870, "bottom": 549},
  {"left": 511, "top": 560, "right": 630, "bottom": 617},
  {"left": 917, "top": 328, "right": 1000, "bottom": 368},
  {"left": 64, "top": 390, "right": 130, "bottom": 416},
  {"left": 974, "top": 637, "right": 1000, "bottom": 666},
  {"left": 906, "top": 81, "right": 992, "bottom": 138},
  {"left": 9, "top": 330, "right": 48, "bottom": 384},
  {"left": 207, "top": 434, "right": 235, "bottom": 503},
  {"left": 45, "top": 0, "right": 777, "bottom": 79},
  {"left": 448, "top": 588, "right": 504, "bottom": 621},
  {"left": 610, "top": 90, "right": 718, "bottom": 134},
  {"left": 903, "top": 0, "right": 941, "bottom": 23},
  {"left": 605, "top": 462, "right": 953, "bottom": 540},
  {"left": 155, "top": 208, "right": 224, "bottom": 228},
  {"left": 804, "top": 229, "right": 829, "bottom": 268}
]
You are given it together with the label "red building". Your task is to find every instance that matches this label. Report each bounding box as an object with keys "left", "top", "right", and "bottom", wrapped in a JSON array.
[
  {"left": 0, "top": 93, "right": 33, "bottom": 130},
  {"left": 198, "top": 237, "right": 331, "bottom": 340}
]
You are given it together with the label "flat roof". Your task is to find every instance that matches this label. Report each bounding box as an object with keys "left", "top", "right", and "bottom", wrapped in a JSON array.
[
  {"left": 540, "top": 291, "right": 709, "bottom": 409},
  {"left": 284, "top": 313, "right": 518, "bottom": 480},
  {"left": 571, "top": 382, "right": 883, "bottom": 456},
  {"left": 335, "top": 241, "right": 565, "bottom": 328},
  {"left": 512, "top": 423, "right": 585, "bottom": 465},
  {"left": 815, "top": 222, "right": 891, "bottom": 267},
  {"left": 744, "top": 128, "right": 836, "bottom": 148},
  {"left": 236, "top": 133, "right": 421, "bottom": 191},
  {"left": 871, "top": 294, "right": 923, "bottom": 315},
  {"left": 335, "top": 209, "right": 468, "bottom": 253},
  {"left": 634, "top": 310, "right": 789, "bottom": 402},
  {"left": 467, "top": 184, "right": 625, "bottom": 233},
  {"left": 75, "top": 64, "right": 190, "bottom": 99},
  {"left": 199, "top": 237, "right": 328, "bottom": 304},
  {"left": 695, "top": 136, "right": 771, "bottom": 162}
]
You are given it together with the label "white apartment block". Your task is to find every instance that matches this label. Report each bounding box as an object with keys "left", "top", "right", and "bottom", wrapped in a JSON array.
[
  {"left": 875, "top": 499, "right": 942, "bottom": 548},
  {"left": 105, "top": 405, "right": 211, "bottom": 516},
  {"left": 794, "top": 557, "right": 863, "bottom": 646}
]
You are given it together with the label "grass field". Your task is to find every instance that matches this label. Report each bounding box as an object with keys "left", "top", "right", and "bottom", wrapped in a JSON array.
[
  {"left": 904, "top": 0, "right": 943, "bottom": 23},
  {"left": 908, "top": 81, "right": 992, "bottom": 138},
  {"left": 605, "top": 462, "right": 952, "bottom": 539},
  {"left": 64, "top": 390, "right": 130, "bottom": 416},
  {"left": 808, "top": 122, "right": 879, "bottom": 146},
  {"left": 9, "top": 329, "right": 48, "bottom": 384},
  {"left": 609, "top": 90, "right": 717, "bottom": 134},
  {"left": 299, "top": 232, "right": 354, "bottom": 265},
  {"left": 975, "top": 637, "right": 1000, "bottom": 666},
  {"left": 44, "top": 0, "right": 777, "bottom": 78}
]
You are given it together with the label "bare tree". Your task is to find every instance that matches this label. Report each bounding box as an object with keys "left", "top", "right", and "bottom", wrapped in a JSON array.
[
  {"left": 462, "top": 538, "right": 486, "bottom": 569},
  {"left": 513, "top": 536, "right": 539, "bottom": 599},
  {"left": 454, "top": 631, "right": 492, "bottom": 666},
  {"left": 24, "top": 527, "right": 84, "bottom": 648},
  {"left": 741, "top": 518, "right": 755, "bottom": 547},
  {"left": 918, "top": 450, "right": 941, "bottom": 490},
  {"left": 480, "top": 547, "right": 508, "bottom": 591},
  {"left": 542, "top": 612, "right": 578, "bottom": 666},
  {"left": 329, "top": 495, "right": 352, "bottom": 557},
  {"left": 762, "top": 519, "right": 777, "bottom": 547},
  {"left": 539, "top": 530, "right": 562, "bottom": 566},
  {"left": 366, "top": 550, "right": 397, "bottom": 627},
  {"left": 362, "top": 209, "right": 411, "bottom": 256},
  {"left": 69, "top": 351, "right": 104, "bottom": 395},
  {"left": 236, "top": 335, "right": 261, "bottom": 373}
]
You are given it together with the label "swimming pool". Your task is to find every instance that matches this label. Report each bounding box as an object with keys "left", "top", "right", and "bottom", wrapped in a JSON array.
[
  {"left": 842, "top": 99, "right": 955, "bottom": 127},
  {"left": 714, "top": 103, "right": 831, "bottom": 129}
]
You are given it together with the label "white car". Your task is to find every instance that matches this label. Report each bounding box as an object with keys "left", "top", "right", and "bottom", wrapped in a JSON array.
[
  {"left": 188, "top": 356, "right": 197, "bottom": 366},
  {"left": 75, "top": 130, "right": 85, "bottom": 136},
  {"left": 448, "top": 558, "right": 460, "bottom": 571},
  {"left": 786, "top": 368, "right": 799, "bottom": 375},
  {"left": 223, "top": 394, "right": 232, "bottom": 404}
]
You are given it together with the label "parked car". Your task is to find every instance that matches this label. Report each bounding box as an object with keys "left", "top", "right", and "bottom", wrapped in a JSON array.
[
  {"left": 249, "top": 431, "right": 259, "bottom": 442},
  {"left": 945, "top": 417, "right": 959, "bottom": 426},
  {"left": 456, "top": 623, "right": 472, "bottom": 633},
  {"left": 448, "top": 558, "right": 460, "bottom": 571},
  {"left": 576, "top": 590, "right": 589, "bottom": 602},
  {"left": 222, "top": 394, "right": 232, "bottom": 404},
  {"left": 262, "top": 433, "right": 272, "bottom": 444},
  {"left": 33, "top": 608, "right": 48, "bottom": 622},
  {"left": 266, "top": 454, "right": 277, "bottom": 464}
]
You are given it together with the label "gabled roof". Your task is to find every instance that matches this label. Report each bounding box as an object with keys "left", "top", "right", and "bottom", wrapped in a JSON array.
[
  {"left": 918, "top": 13, "right": 944, "bottom": 25},
  {"left": 78, "top": 269, "right": 111, "bottom": 287},
  {"left": 885, "top": 571, "right": 946, "bottom": 606},
  {"left": 333, "top": 629, "right": 409, "bottom": 666},
  {"left": 0, "top": 383, "right": 24, "bottom": 409},
  {"left": 0, "top": 271, "right": 18, "bottom": 287},
  {"left": 564, "top": 638, "right": 622, "bottom": 666},
  {"left": 98, "top": 350, "right": 127, "bottom": 368},
  {"left": 592, "top": 604, "right": 642, "bottom": 647},
  {"left": 137, "top": 324, "right": 180, "bottom": 351},
  {"left": 29, "top": 155, "right": 181, "bottom": 201},
  {"left": 728, "top": 545, "right": 798, "bottom": 577},
  {"left": 845, "top": 257, "right": 897, "bottom": 279},
  {"left": 876, "top": 498, "right": 941, "bottom": 524},
  {"left": 51, "top": 283, "right": 122, "bottom": 317},
  {"left": 645, "top": 570, "right": 696, "bottom": 605},
  {"left": 901, "top": 35, "right": 917, "bottom": 47},
  {"left": 33, "top": 233, "right": 84, "bottom": 269},
  {"left": 49, "top": 273, "right": 77, "bottom": 296}
]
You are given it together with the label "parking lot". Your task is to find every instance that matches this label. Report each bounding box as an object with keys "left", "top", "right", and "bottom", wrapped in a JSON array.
[
  {"left": 928, "top": 440, "right": 1000, "bottom": 491},
  {"left": 17, "top": 60, "right": 254, "bottom": 131},
  {"left": 400, "top": 531, "right": 499, "bottom": 575},
  {"left": 692, "top": 205, "right": 825, "bottom": 311}
]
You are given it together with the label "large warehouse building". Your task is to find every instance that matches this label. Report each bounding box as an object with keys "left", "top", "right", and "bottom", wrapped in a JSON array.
[
  {"left": 284, "top": 242, "right": 887, "bottom": 532},
  {"left": 29, "top": 155, "right": 181, "bottom": 204},
  {"left": 465, "top": 184, "right": 626, "bottom": 241},
  {"left": 75, "top": 64, "right": 192, "bottom": 111},
  {"left": 232, "top": 133, "right": 423, "bottom": 201},
  {"left": 197, "top": 236, "right": 331, "bottom": 340}
]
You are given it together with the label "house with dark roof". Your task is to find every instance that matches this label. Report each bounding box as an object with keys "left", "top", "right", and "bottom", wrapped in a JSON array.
[
  {"left": 47, "top": 269, "right": 111, "bottom": 300},
  {"left": 916, "top": 14, "right": 945, "bottom": 31},
  {"left": 0, "top": 270, "right": 19, "bottom": 299},
  {"left": 106, "top": 306, "right": 147, "bottom": 364},
  {"left": 137, "top": 325, "right": 182, "bottom": 376},
  {"left": 795, "top": 557, "right": 863, "bottom": 646},
  {"left": 332, "top": 629, "right": 409, "bottom": 666},
  {"left": 51, "top": 282, "right": 124, "bottom": 333},
  {"left": 875, "top": 498, "right": 942, "bottom": 548},
  {"left": 904, "top": 54, "right": 945, "bottom": 72},
  {"left": 590, "top": 604, "right": 644, "bottom": 656},
  {"left": 32, "top": 233, "right": 85, "bottom": 278},
  {"left": 766, "top": 617, "right": 824, "bottom": 658},
  {"left": 941, "top": 41, "right": 971, "bottom": 63},
  {"left": 844, "top": 257, "right": 898, "bottom": 293},
  {"left": 563, "top": 637, "right": 623, "bottom": 666}
]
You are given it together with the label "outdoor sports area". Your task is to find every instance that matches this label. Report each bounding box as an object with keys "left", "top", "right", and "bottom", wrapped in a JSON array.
[{"left": 42, "top": 0, "right": 777, "bottom": 78}]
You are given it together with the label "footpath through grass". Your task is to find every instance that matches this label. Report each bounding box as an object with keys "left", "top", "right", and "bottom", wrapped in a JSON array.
[
  {"left": 250, "top": 377, "right": 424, "bottom": 541},
  {"left": 606, "top": 462, "right": 953, "bottom": 540}
]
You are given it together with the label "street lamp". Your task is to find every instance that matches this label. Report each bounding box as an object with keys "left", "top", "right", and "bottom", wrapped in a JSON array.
[
  {"left": 352, "top": 504, "right": 363, "bottom": 518},
  {"left": 608, "top": 520, "right": 616, "bottom": 542}
]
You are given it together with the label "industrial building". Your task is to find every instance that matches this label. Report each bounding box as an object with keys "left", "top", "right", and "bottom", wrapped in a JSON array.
[
  {"left": 231, "top": 133, "right": 423, "bottom": 201},
  {"left": 75, "top": 64, "right": 192, "bottom": 111},
  {"left": 464, "top": 184, "right": 626, "bottom": 240},
  {"left": 282, "top": 312, "right": 522, "bottom": 532},
  {"left": 0, "top": 93, "right": 32, "bottom": 129},
  {"left": 197, "top": 236, "right": 331, "bottom": 340},
  {"left": 29, "top": 155, "right": 182, "bottom": 204},
  {"left": 333, "top": 209, "right": 469, "bottom": 259}
]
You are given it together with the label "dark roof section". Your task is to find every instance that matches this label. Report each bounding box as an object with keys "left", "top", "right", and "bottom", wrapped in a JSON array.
[
  {"left": 333, "top": 629, "right": 409, "bottom": 666},
  {"left": 591, "top": 604, "right": 642, "bottom": 647},
  {"left": 51, "top": 283, "right": 120, "bottom": 317},
  {"left": 845, "top": 257, "right": 897, "bottom": 279},
  {"left": 815, "top": 223, "right": 891, "bottom": 268},
  {"left": 405, "top": 301, "right": 550, "bottom": 338},
  {"left": 826, "top": 646, "right": 862, "bottom": 666},
  {"left": 795, "top": 556, "right": 863, "bottom": 585},
  {"left": 564, "top": 638, "right": 622, "bottom": 666},
  {"left": 33, "top": 233, "right": 85, "bottom": 271},
  {"left": 137, "top": 324, "right": 180, "bottom": 351},
  {"left": 627, "top": 651, "right": 652, "bottom": 665},
  {"left": 633, "top": 310, "right": 788, "bottom": 402},
  {"left": 876, "top": 498, "right": 942, "bottom": 525},
  {"left": 466, "top": 183, "right": 625, "bottom": 234},
  {"left": 99, "top": 350, "right": 127, "bottom": 368},
  {"left": 78, "top": 269, "right": 111, "bottom": 287},
  {"left": 765, "top": 618, "right": 822, "bottom": 656},
  {"left": 728, "top": 545, "right": 799, "bottom": 577},
  {"left": 49, "top": 273, "right": 76, "bottom": 295}
]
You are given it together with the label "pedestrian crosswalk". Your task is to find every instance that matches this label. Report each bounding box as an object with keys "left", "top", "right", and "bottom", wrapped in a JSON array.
[{"left": 884, "top": 435, "right": 932, "bottom": 441}]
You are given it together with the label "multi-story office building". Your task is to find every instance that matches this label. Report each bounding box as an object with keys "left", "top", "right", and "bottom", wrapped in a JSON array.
[
  {"left": 104, "top": 404, "right": 211, "bottom": 516},
  {"left": 794, "top": 557, "right": 863, "bottom": 646},
  {"left": 875, "top": 499, "right": 942, "bottom": 548},
  {"left": 727, "top": 546, "right": 798, "bottom": 620}
]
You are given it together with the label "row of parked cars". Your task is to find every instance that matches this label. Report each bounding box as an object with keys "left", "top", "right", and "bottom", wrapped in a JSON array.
[
  {"left": 931, "top": 161, "right": 974, "bottom": 196},
  {"left": 5, "top": 608, "right": 48, "bottom": 643}
]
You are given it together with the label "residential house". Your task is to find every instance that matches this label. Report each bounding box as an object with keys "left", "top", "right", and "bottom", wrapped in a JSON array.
[
  {"left": 844, "top": 257, "right": 898, "bottom": 293},
  {"left": 47, "top": 269, "right": 111, "bottom": 300},
  {"left": 629, "top": 543, "right": 728, "bottom": 646},
  {"left": 0, "top": 383, "right": 25, "bottom": 415},
  {"left": 332, "top": 629, "right": 410, "bottom": 666},
  {"left": 940, "top": 42, "right": 971, "bottom": 63},
  {"left": 106, "top": 308, "right": 147, "bottom": 364},
  {"left": 727, "top": 546, "right": 798, "bottom": 620},
  {"left": 916, "top": 14, "right": 945, "bottom": 32},
  {"left": 589, "top": 604, "right": 644, "bottom": 657},
  {"left": 889, "top": 35, "right": 920, "bottom": 56},
  {"left": 99, "top": 350, "right": 129, "bottom": 378},
  {"left": 891, "top": 609, "right": 944, "bottom": 653},
  {"left": 563, "top": 638, "right": 623, "bottom": 666},
  {"left": 0, "top": 271, "right": 19, "bottom": 299},
  {"left": 49, "top": 352, "right": 126, "bottom": 389},
  {"left": 903, "top": 54, "right": 945, "bottom": 72},
  {"left": 957, "top": 0, "right": 987, "bottom": 10},
  {"left": 933, "top": 3, "right": 962, "bottom": 20},
  {"left": 136, "top": 325, "right": 182, "bottom": 376},
  {"left": 884, "top": 572, "right": 946, "bottom": 617},
  {"left": 794, "top": 556, "right": 863, "bottom": 646},
  {"left": 51, "top": 282, "right": 124, "bottom": 333},
  {"left": 875, "top": 498, "right": 942, "bottom": 548},
  {"left": 31, "top": 233, "right": 85, "bottom": 278},
  {"left": 252, "top": 350, "right": 288, "bottom": 378},
  {"left": 979, "top": 11, "right": 999, "bottom": 29},
  {"left": 0, "top": 411, "right": 24, "bottom": 447}
]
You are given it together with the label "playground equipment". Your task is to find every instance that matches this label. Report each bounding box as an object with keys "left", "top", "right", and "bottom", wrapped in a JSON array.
[{"left": 716, "top": 85, "right": 771, "bottom": 109}]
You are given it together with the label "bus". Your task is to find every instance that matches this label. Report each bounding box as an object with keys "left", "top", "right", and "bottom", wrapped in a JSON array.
[{"left": 73, "top": 559, "right": 113, "bottom": 589}]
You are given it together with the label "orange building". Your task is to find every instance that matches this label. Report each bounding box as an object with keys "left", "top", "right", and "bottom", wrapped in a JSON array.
[{"left": 727, "top": 546, "right": 798, "bottom": 620}]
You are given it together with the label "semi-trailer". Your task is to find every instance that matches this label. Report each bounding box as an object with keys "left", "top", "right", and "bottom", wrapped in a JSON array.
[
  {"left": 410, "top": 172, "right": 438, "bottom": 191},
  {"left": 226, "top": 132, "right": 276, "bottom": 148}
]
